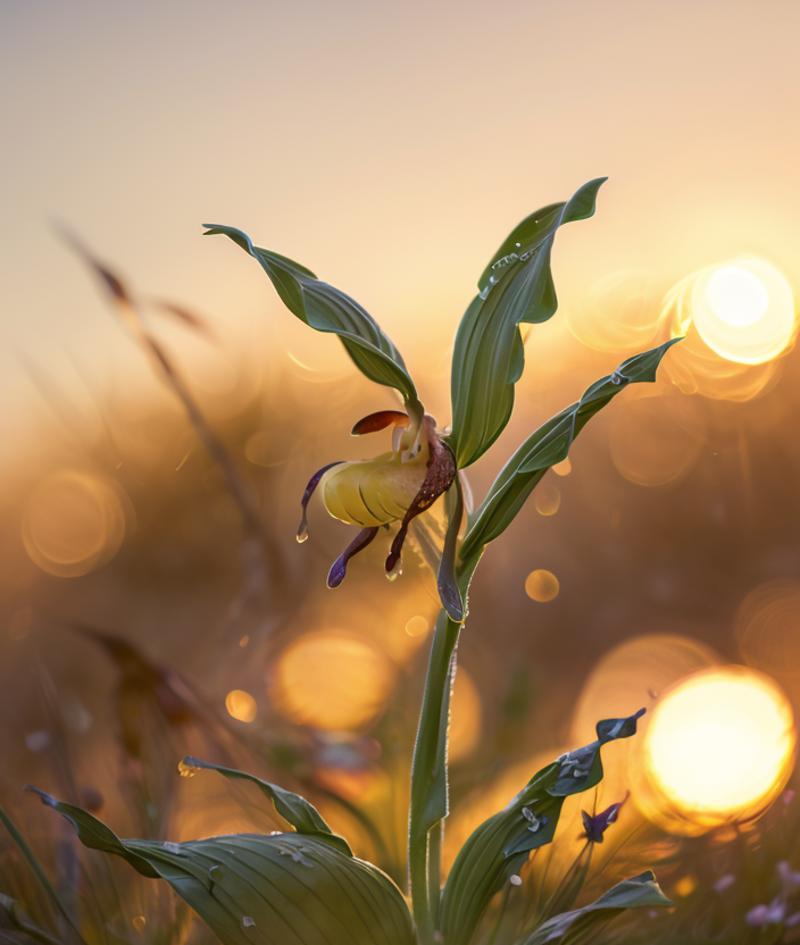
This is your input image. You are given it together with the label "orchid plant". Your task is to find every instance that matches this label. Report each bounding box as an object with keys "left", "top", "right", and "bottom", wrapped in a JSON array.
[{"left": 30, "top": 179, "right": 677, "bottom": 945}]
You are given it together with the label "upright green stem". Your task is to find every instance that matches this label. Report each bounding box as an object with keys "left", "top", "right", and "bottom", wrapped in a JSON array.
[{"left": 408, "top": 611, "right": 462, "bottom": 943}]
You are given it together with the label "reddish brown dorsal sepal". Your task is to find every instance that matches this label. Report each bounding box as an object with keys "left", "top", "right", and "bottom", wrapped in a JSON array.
[{"left": 351, "top": 410, "right": 410, "bottom": 436}]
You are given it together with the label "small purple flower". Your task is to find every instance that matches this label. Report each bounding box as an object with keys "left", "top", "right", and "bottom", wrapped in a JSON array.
[
  {"left": 747, "top": 899, "right": 786, "bottom": 927},
  {"left": 713, "top": 873, "right": 735, "bottom": 894},
  {"left": 777, "top": 861, "right": 800, "bottom": 896},
  {"left": 580, "top": 792, "right": 629, "bottom": 844}
]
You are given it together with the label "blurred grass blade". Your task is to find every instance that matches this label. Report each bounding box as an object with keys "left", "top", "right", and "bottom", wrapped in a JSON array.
[
  {"left": 181, "top": 757, "right": 352, "bottom": 855},
  {"left": 460, "top": 339, "right": 680, "bottom": 560},
  {"left": 59, "top": 228, "right": 274, "bottom": 604},
  {"left": 0, "top": 807, "right": 87, "bottom": 945},
  {"left": 204, "top": 224, "right": 423, "bottom": 420},
  {"left": 449, "top": 179, "right": 606, "bottom": 468},
  {"left": 29, "top": 789, "right": 415, "bottom": 945},
  {"left": 0, "top": 893, "right": 63, "bottom": 945},
  {"left": 152, "top": 298, "right": 218, "bottom": 340},
  {"left": 518, "top": 871, "right": 671, "bottom": 944},
  {"left": 439, "top": 710, "right": 646, "bottom": 945}
]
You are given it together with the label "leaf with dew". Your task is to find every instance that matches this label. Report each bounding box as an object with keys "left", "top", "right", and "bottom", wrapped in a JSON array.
[
  {"left": 28, "top": 787, "right": 414, "bottom": 945},
  {"left": 460, "top": 339, "right": 680, "bottom": 562},
  {"left": 449, "top": 179, "right": 606, "bottom": 469},
  {"left": 439, "top": 710, "right": 646, "bottom": 945}
]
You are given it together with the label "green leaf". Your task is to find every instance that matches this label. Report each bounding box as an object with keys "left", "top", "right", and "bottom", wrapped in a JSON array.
[
  {"left": 439, "top": 710, "right": 645, "bottom": 945},
  {"left": 460, "top": 339, "right": 680, "bottom": 560},
  {"left": 449, "top": 179, "right": 607, "bottom": 468},
  {"left": 181, "top": 757, "right": 351, "bottom": 855},
  {"left": 30, "top": 790, "right": 415, "bottom": 945},
  {"left": 519, "top": 870, "right": 671, "bottom": 944},
  {"left": 204, "top": 224, "right": 422, "bottom": 419}
]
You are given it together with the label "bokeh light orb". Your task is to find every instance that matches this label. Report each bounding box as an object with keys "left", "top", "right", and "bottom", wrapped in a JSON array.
[
  {"left": 691, "top": 257, "right": 797, "bottom": 364},
  {"left": 660, "top": 258, "right": 796, "bottom": 401},
  {"left": 689, "top": 258, "right": 796, "bottom": 365},
  {"left": 641, "top": 666, "right": 795, "bottom": 833},
  {"left": 524, "top": 569, "right": 560, "bottom": 603},
  {"left": 225, "top": 689, "right": 257, "bottom": 723},
  {"left": 534, "top": 483, "right": 561, "bottom": 516},
  {"left": 608, "top": 393, "right": 706, "bottom": 488},
  {"left": 21, "top": 470, "right": 129, "bottom": 577},
  {"left": 270, "top": 630, "right": 395, "bottom": 731},
  {"left": 567, "top": 268, "right": 664, "bottom": 353}
]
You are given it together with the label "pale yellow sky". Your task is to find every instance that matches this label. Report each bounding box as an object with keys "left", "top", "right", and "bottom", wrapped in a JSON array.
[{"left": 2, "top": 0, "right": 799, "bottom": 461}]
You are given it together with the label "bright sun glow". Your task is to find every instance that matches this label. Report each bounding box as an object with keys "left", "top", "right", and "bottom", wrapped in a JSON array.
[
  {"left": 643, "top": 667, "right": 795, "bottom": 828},
  {"left": 705, "top": 265, "right": 769, "bottom": 328},
  {"left": 690, "top": 257, "right": 796, "bottom": 365}
]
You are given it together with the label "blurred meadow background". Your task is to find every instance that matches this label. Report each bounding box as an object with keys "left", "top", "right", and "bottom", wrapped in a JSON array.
[{"left": 3, "top": 1, "right": 800, "bottom": 942}]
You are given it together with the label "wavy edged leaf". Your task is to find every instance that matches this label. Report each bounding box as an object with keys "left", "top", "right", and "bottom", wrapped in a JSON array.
[
  {"left": 204, "top": 224, "right": 421, "bottom": 419},
  {"left": 439, "top": 709, "right": 645, "bottom": 945},
  {"left": 460, "top": 339, "right": 680, "bottom": 560},
  {"left": 181, "top": 757, "right": 351, "bottom": 855},
  {"left": 449, "top": 178, "right": 606, "bottom": 468},
  {"left": 29, "top": 789, "right": 414, "bottom": 945},
  {"left": 519, "top": 870, "right": 671, "bottom": 944}
]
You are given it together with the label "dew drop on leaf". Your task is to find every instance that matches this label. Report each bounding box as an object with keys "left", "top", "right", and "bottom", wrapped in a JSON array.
[{"left": 177, "top": 759, "right": 197, "bottom": 778}]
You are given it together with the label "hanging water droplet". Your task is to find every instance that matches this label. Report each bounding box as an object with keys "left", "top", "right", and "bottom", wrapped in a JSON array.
[
  {"left": 296, "top": 525, "right": 309, "bottom": 544},
  {"left": 177, "top": 759, "right": 197, "bottom": 779}
]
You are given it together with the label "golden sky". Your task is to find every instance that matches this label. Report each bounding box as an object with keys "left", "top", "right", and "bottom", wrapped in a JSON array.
[{"left": 2, "top": 0, "right": 799, "bottom": 461}]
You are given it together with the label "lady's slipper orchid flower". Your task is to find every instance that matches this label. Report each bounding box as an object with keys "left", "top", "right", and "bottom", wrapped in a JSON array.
[
  {"left": 297, "top": 408, "right": 456, "bottom": 590},
  {"left": 204, "top": 189, "right": 677, "bottom": 629}
]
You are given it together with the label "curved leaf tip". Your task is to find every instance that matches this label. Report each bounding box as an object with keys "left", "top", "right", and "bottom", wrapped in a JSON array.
[
  {"left": 180, "top": 756, "right": 352, "bottom": 855},
  {"left": 450, "top": 178, "right": 609, "bottom": 468},
  {"left": 204, "top": 222, "right": 421, "bottom": 412}
]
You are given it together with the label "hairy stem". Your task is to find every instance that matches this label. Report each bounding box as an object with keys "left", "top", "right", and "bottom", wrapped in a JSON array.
[{"left": 408, "top": 611, "right": 462, "bottom": 942}]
